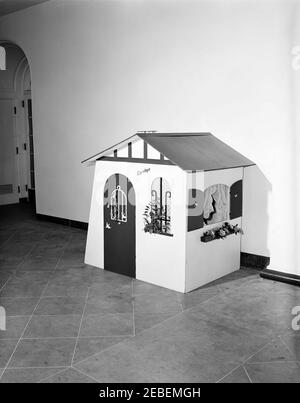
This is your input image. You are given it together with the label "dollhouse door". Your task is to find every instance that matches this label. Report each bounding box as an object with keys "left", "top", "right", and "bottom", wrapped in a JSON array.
[
  {"left": 103, "top": 173, "right": 136, "bottom": 278},
  {"left": 230, "top": 180, "right": 243, "bottom": 219}
]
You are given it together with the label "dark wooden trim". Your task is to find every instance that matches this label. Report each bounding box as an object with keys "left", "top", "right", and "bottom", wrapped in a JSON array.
[
  {"left": 202, "top": 164, "right": 256, "bottom": 172},
  {"left": 240, "top": 252, "right": 270, "bottom": 270},
  {"left": 36, "top": 213, "right": 88, "bottom": 230},
  {"left": 260, "top": 269, "right": 300, "bottom": 287},
  {"left": 99, "top": 156, "right": 174, "bottom": 165},
  {"left": 191, "top": 171, "right": 196, "bottom": 198},
  {"left": 143, "top": 141, "right": 148, "bottom": 159},
  {"left": 128, "top": 142, "right": 132, "bottom": 158},
  {"left": 81, "top": 133, "right": 137, "bottom": 163},
  {"left": 113, "top": 149, "right": 117, "bottom": 158}
]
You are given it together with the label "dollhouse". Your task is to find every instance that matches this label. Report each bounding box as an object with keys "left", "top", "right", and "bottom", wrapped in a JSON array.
[{"left": 83, "top": 132, "right": 254, "bottom": 293}]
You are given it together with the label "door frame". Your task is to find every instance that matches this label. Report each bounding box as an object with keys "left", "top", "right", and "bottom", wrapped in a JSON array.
[{"left": 103, "top": 173, "right": 136, "bottom": 278}]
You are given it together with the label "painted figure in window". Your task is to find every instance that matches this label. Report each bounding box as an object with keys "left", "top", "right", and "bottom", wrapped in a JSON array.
[{"left": 204, "top": 184, "right": 229, "bottom": 225}]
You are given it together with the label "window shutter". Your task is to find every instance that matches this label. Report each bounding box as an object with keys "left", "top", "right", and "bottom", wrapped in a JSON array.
[
  {"left": 187, "top": 189, "right": 204, "bottom": 232},
  {"left": 230, "top": 180, "right": 243, "bottom": 219}
]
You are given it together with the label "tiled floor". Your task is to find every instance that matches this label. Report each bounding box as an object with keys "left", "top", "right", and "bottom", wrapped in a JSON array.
[{"left": 0, "top": 204, "right": 300, "bottom": 383}]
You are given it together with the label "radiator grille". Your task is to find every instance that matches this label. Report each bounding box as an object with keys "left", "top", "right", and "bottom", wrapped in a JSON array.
[{"left": 0, "top": 184, "right": 13, "bottom": 195}]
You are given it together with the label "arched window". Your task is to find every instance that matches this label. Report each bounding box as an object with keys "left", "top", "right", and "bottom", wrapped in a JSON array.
[
  {"left": 150, "top": 177, "right": 172, "bottom": 235},
  {"left": 203, "top": 184, "right": 229, "bottom": 225},
  {"left": 110, "top": 185, "right": 127, "bottom": 223}
]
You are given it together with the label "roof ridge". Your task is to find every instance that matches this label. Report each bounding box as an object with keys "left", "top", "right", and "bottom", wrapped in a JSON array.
[{"left": 137, "top": 132, "right": 212, "bottom": 138}]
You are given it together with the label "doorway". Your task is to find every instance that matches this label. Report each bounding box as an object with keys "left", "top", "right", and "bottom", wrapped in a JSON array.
[
  {"left": 103, "top": 173, "right": 136, "bottom": 278},
  {"left": 0, "top": 42, "right": 35, "bottom": 208}
]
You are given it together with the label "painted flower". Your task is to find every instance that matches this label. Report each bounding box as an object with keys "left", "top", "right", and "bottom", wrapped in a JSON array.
[{"left": 219, "top": 229, "right": 226, "bottom": 237}]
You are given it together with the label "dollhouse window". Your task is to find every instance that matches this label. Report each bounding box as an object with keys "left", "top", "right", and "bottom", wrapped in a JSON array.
[
  {"left": 204, "top": 184, "right": 229, "bottom": 225},
  {"left": 151, "top": 177, "right": 172, "bottom": 235},
  {"left": 110, "top": 185, "right": 127, "bottom": 223}
]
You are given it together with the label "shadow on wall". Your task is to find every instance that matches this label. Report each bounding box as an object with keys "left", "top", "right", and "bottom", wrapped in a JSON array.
[{"left": 242, "top": 165, "right": 272, "bottom": 268}]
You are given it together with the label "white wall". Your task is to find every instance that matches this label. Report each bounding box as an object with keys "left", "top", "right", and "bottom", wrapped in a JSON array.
[
  {"left": 0, "top": 0, "right": 297, "bottom": 275},
  {"left": 292, "top": 1, "right": 300, "bottom": 276},
  {"left": 85, "top": 160, "right": 187, "bottom": 292}
]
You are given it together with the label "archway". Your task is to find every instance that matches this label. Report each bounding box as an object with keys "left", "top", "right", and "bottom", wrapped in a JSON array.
[
  {"left": 103, "top": 173, "right": 136, "bottom": 278},
  {"left": 0, "top": 42, "right": 35, "bottom": 207}
]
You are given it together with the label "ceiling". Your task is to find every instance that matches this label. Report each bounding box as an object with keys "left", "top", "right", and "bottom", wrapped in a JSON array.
[{"left": 0, "top": 0, "right": 50, "bottom": 17}]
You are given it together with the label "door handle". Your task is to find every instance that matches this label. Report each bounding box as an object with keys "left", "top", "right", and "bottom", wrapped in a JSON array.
[{"left": 105, "top": 222, "right": 111, "bottom": 229}]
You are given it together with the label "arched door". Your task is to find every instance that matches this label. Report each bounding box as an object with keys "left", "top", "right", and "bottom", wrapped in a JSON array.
[{"left": 103, "top": 173, "right": 136, "bottom": 278}]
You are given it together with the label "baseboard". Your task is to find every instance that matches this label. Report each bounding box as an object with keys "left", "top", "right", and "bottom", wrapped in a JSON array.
[
  {"left": 36, "top": 213, "right": 88, "bottom": 230},
  {"left": 240, "top": 252, "right": 270, "bottom": 270},
  {"left": 260, "top": 268, "right": 300, "bottom": 287}
]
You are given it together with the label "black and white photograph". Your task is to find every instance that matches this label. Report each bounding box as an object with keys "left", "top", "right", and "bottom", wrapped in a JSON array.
[{"left": 0, "top": 0, "right": 299, "bottom": 387}]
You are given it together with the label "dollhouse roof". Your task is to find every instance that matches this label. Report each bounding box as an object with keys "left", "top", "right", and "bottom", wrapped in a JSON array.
[{"left": 82, "top": 132, "right": 254, "bottom": 171}]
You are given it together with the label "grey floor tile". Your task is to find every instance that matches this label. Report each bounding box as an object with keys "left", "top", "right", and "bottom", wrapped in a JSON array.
[
  {"left": 215, "top": 269, "right": 260, "bottom": 292},
  {"left": 73, "top": 336, "right": 128, "bottom": 364},
  {"left": 245, "top": 361, "right": 300, "bottom": 383},
  {"left": 80, "top": 313, "right": 134, "bottom": 337},
  {"left": 178, "top": 285, "right": 220, "bottom": 310},
  {"left": 28, "top": 248, "right": 64, "bottom": 261},
  {"left": 42, "top": 233, "right": 71, "bottom": 246},
  {"left": 34, "top": 296, "right": 86, "bottom": 315},
  {"left": 88, "top": 276, "right": 133, "bottom": 297},
  {"left": 75, "top": 340, "right": 210, "bottom": 383},
  {"left": 0, "top": 231, "right": 15, "bottom": 247},
  {"left": 219, "top": 366, "right": 250, "bottom": 383},
  {"left": 0, "top": 277, "right": 10, "bottom": 289},
  {"left": 9, "top": 338, "right": 77, "bottom": 368},
  {"left": 55, "top": 263, "right": 97, "bottom": 272},
  {"left": 0, "top": 270, "right": 13, "bottom": 281},
  {"left": 18, "top": 258, "right": 58, "bottom": 271},
  {"left": 0, "top": 367, "right": 68, "bottom": 383},
  {"left": 1, "top": 204, "right": 300, "bottom": 383},
  {"left": 247, "top": 338, "right": 295, "bottom": 363},
  {"left": 12, "top": 271, "right": 54, "bottom": 282},
  {"left": 5, "top": 277, "right": 49, "bottom": 287},
  {"left": 23, "top": 314, "right": 82, "bottom": 338},
  {"left": 0, "top": 268, "right": 17, "bottom": 276},
  {"left": 42, "top": 367, "right": 97, "bottom": 383},
  {"left": 280, "top": 333, "right": 300, "bottom": 360},
  {"left": 76, "top": 311, "right": 267, "bottom": 383},
  {"left": 188, "top": 290, "right": 294, "bottom": 338},
  {"left": 134, "top": 312, "right": 179, "bottom": 334},
  {"left": 0, "top": 297, "right": 39, "bottom": 316},
  {"left": 0, "top": 256, "right": 23, "bottom": 268},
  {"left": 43, "top": 283, "right": 89, "bottom": 298},
  {"left": 0, "top": 316, "right": 30, "bottom": 339},
  {"left": 0, "top": 281, "right": 46, "bottom": 298},
  {"left": 133, "top": 280, "right": 179, "bottom": 298},
  {"left": 50, "top": 266, "right": 97, "bottom": 279},
  {"left": 85, "top": 291, "right": 133, "bottom": 315},
  {"left": 134, "top": 293, "right": 182, "bottom": 314},
  {"left": 0, "top": 339, "right": 19, "bottom": 367},
  {"left": 58, "top": 255, "right": 85, "bottom": 268}
]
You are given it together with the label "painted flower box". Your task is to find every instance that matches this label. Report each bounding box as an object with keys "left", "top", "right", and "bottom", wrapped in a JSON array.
[{"left": 200, "top": 222, "right": 243, "bottom": 243}]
